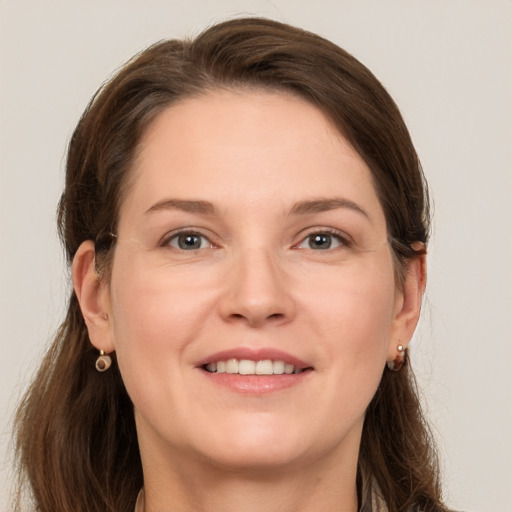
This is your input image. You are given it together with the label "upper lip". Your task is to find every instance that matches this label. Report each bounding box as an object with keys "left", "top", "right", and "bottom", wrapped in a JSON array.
[{"left": 196, "top": 347, "right": 312, "bottom": 370}]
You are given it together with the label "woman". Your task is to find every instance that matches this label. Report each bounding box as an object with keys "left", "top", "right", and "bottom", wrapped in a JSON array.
[{"left": 13, "top": 17, "right": 447, "bottom": 512}]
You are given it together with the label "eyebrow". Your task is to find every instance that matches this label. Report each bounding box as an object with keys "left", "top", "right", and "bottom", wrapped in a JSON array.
[
  {"left": 145, "top": 199, "right": 217, "bottom": 215},
  {"left": 289, "top": 198, "right": 370, "bottom": 219},
  {"left": 144, "top": 197, "right": 369, "bottom": 220}
]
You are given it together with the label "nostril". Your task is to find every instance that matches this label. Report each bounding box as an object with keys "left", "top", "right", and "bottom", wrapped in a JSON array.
[
  {"left": 219, "top": 278, "right": 296, "bottom": 326},
  {"left": 226, "top": 311, "right": 285, "bottom": 327}
]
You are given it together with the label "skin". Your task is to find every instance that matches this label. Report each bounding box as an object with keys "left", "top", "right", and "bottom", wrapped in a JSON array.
[{"left": 73, "top": 89, "right": 425, "bottom": 512}]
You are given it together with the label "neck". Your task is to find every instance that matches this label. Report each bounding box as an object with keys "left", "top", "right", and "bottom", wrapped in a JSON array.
[{"left": 138, "top": 445, "right": 360, "bottom": 512}]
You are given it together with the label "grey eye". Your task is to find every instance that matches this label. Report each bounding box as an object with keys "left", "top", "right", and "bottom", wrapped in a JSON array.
[
  {"left": 168, "top": 232, "right": 210, "bottom": 250},
  {"left": 308, "top": 233, "right": 333, "bottom": 250},
  {"left": 296, "top": 231, "right": 346, "bottom": 251}
]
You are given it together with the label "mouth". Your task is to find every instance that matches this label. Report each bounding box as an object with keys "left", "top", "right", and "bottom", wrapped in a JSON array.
[
  {"left": 196, "top": 348, "right": 314, "bottom": 393},
  {"left": 203, "top": 359, "right": 310, "bottom": 375}
]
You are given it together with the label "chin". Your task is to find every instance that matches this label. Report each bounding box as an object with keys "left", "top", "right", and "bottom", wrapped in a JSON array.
[
  {"left": 188, "top": 406, "right": 366, "bottom": 476},
  {"left": 188, "top": 415, "right": 312, "bottom": 471},
  {"left": 200, "top": 443, "right": 307, "bottom": 473}
]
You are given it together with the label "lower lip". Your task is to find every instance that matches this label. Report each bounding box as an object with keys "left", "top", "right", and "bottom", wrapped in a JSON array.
[{"left": 199, "top": 369, "right": 312, "bottom": 394}]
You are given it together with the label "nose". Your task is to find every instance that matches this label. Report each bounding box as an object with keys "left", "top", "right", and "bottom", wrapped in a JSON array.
[{"left": 218, "top": 248, "right": 296, "bottom": 327}]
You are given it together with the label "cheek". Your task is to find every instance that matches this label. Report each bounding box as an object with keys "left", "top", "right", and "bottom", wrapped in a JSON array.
[
  {"left": 106, "top": 257, "right": 207, "bottom": 394},
  {"left": 302, "top": 255, "right": 397, "bottom": 404},
  {"left": 107, "top": 271, "right": 214, "bottom": 438},
  {"left": 110, "top": 278, "right": 206, "bottom": 361},
  {"left": 304, "top": 257, "right": 397, "bottom": 350}
]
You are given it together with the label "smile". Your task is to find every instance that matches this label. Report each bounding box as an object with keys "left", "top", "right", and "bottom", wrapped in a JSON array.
[
  {"left": 204, "top": 359, "right": 305, "bottom": 375},
  {"left": 198, "top": 349, "right": 313, "bottom": 393}
]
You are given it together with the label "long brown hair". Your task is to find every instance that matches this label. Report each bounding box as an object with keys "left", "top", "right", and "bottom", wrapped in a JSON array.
[{"left": 13, "top": 17, "right": 445, "bottom": 512}]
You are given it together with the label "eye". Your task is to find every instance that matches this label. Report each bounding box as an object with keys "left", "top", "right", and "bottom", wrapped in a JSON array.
[
  {"left": 164, "top": 231, "right": 213, "bottom": 251},
  {"left": 296, "top": 231, "right": 347, "bottom": 250}
]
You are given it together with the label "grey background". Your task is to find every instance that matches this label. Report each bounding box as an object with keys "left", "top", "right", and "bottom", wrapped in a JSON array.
[{"left": 1, "top": 1, "right": 511, "bottom": 510}]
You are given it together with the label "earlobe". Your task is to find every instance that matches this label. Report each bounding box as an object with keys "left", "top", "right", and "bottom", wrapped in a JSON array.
[
  {"left": 72, "top": 240, "right": 115, "bottom": 353},
  {"left": 387, "top": 255, "right": 427, "bottom": 362}
]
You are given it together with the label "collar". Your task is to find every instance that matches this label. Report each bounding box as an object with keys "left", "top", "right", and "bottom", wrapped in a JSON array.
[{"left": 134, "top": 488, "right": 144, "bottom": 512}]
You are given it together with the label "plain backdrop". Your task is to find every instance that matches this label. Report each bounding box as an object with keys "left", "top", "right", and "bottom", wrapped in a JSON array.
[{"left": 1, "top": 1, "right": 511, "bottom": 511}]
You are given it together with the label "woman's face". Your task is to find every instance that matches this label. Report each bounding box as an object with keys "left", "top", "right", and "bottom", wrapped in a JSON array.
[{"left": 84, "top": 90, "right": 421, "bottom": 472}]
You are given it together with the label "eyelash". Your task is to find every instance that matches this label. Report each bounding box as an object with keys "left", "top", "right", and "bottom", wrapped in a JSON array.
[
  {"left": 159, "top": 227, "right": 352, "bottom": 252},
  {"left": 160, "top": 228, "right": 351, "bottom": 252},
  {"left": 160, "top": 229, "right": 215, "bottom": 251},
  {"left": 294, "top": 228, "right": 352, "bottom": 251}
]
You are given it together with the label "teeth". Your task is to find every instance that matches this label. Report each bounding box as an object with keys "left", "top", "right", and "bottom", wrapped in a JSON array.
[
  {"left": 284, "top": 363, "right": 294, "bottom": 374},
  {"left": 273, "top": 360, "right": 285, "bottom": 375},
  {"left": 239, "top": 360, "right": 255, "bottom": 375},
  {"left": 255, "top": 360, "right": 273, "bottom": 375},
  {"left": 226, "top": 359, "right": 238, "bottom": 374},
  {"left": 204, "top": 359, "right": 304, "bottom": 375}
]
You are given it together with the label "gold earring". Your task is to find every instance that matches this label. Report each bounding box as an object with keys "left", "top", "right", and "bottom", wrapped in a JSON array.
[
  {"left": 387, "top": 344, "right": 406, "bottom": 371},
  {"left": 95, "top": 350, "right": 112, "bottom": 372}
]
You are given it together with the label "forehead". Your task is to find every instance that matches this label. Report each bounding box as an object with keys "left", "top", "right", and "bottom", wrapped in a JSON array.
[
  {"left": 139, "top": 88, "right": 351, "bottom": 157},
  {"left": 122, "top": 89, "right": 384, "bottom": 225}
]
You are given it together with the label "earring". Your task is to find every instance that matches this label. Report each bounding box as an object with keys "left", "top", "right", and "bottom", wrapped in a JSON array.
[
  {"left": 387, "top": 344, "right": 406, "bottom": 371},
  {"left": 95, "top": 350, "right": 112, "bottom": 372}
]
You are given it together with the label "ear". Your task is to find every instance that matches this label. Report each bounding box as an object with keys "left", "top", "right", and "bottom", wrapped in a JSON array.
[
  {"left": 387, "top": 254, "right": 427, "bottom": 362},
  {"left": 72, "top": 240, "right": 115, "bottom": 353}
]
